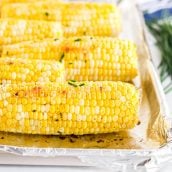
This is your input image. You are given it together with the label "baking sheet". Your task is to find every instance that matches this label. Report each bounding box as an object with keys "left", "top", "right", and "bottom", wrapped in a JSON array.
[{"left": 0, "top": 0, "right": 171, "bottom": 169}]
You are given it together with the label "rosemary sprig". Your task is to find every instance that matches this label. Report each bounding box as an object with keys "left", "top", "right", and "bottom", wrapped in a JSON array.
[{"left": 146, "top": 20, "right": 172, "bottom": 93}]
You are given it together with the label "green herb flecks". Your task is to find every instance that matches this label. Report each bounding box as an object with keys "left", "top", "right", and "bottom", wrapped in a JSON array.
[
  {"left": 68, "top": 80, "right": 85, "bottom": 87},
  {"left": 79, "top": 83, "right": 85, "bottom": 87},
  {"left": 147, "top": 19, "right": 172, "bottom": 93},
  {"left": 45, "top": 12, "right": 49, "bottom": 16},
  {"left": 68, "top": 81, "right": 78, "bottom": 87},
  {"left": 70, "top": 80, "right": 76, "bottom": 82},
  {"left": 59, "top": 53, "right": 65, "bottom": 63},
  {"left": 74, "top": 38, "right": 81, "bottom": 42},
  {"left": 54, "top": 38, "right": 59, "bottom": 41}
]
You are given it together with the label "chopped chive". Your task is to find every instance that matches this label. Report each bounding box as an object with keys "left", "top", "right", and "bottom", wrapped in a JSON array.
[
  {"left": 68, "top": 81, "right": 78, "bottom": 87},
  {"left": 74, "top": 38, "right": 81, "bottom": 42},
  {"left": 54, "top": 38, "right": 58, "bottom": 41},
  {"left": 79, "top": 83, "right": 85, "bottom": 87},
  {"left": 90, "top": 37, "right": 93, "bottom": 40},
  {"left": 45, "top": 12, "right": 49, "bottom": 16},
  {"left": 70, "top": 80, "right": 76, "bottom": 82},
  {"left": 59, "top": 53, "right": 65, "bottom": 62}
]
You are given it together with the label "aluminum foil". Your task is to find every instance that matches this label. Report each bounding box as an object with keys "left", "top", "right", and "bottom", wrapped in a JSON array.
[{"left": 0, "top": 0, "right": 172, "bottom": 171}]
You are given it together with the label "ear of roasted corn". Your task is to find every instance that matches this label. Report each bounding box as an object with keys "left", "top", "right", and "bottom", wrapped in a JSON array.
[
  {"left": 0, "top": 81, "right": 139, "bottom": 135},
  {"left": 1, "top": 37, "right": 138, "bottom": 82},
  {"left": 0, "top": 58, "right": 65, "bottom": 84},
  {"left": 1, "top": 1, "right": 121, "bottom": 37},
  {"left": 0, "top": 18, "right": 62, "bottom": 46}
]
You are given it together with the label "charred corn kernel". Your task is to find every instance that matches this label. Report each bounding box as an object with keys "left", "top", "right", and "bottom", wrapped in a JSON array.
[
  {"left": 0, "top": 58, "right": 65, "bottom": 84},
  {"left": 1, "top": 1, "right": 121, "bottom": 37},
  {"left": 2, "top": 37, "right": 138, "bottom": 82},
  {"left": 0, "top": 81, "right": 139, "bottom": 135},
  {"left": 0, "top": 18, "right": 62, "bottom": 46}
]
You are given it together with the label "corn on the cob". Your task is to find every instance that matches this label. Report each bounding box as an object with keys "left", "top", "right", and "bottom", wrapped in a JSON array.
[
  {"left": 0, "top": 81, "right": 139, "bottom": 135},
  {"left": 1, "top": 37, "right": 138, "bottom": 82},
  {"left": 1, "top": 1, "right": 121, "bottom": 37},
  {"left": 0, "top": 58, "right": 65, "bottom": 84},
  {"left": 0, "top": 19, "right": 62, "bottom": 46}
]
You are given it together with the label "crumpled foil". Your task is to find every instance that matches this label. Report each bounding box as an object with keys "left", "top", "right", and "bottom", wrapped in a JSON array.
[{"left": 0, "top": 0, "right": 171, "bottom": 171}]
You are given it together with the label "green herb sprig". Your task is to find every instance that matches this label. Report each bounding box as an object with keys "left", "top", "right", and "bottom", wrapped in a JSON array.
[
  {"left": 68, "top": 80, "right": 85, "bottom": 87},
  {"left": 59, "top": 53, "right": 65, "bottom": 63},
  {"left": 74, "top": 38, "right": 81, "bottom": 42},
  {"left": 147, "top": 20, "right": 172, "bottom": 94}
]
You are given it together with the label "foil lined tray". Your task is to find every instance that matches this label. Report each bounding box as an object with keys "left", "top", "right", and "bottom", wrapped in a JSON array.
[{"left": 0, "top": 0, "right": 171, "bottom": 170}]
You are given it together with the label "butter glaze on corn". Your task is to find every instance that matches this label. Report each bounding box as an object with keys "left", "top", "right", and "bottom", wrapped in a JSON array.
[
  {"left": 0, "top": 81, "right": 139, "bottom": 135},
  {"left": 0, "top": 58, "right": 65, "bottom": 84},
  {"left": 1, "top": 37, "right": 138, "bottom": 82},
  {"left": 0, "top": 19, "right": 62, "bottom": 46},
  {"left": 1, "top": 1, "right": 121, "bottom": 37}
]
